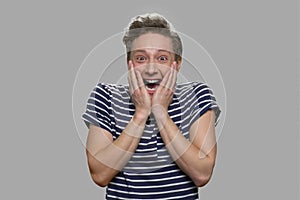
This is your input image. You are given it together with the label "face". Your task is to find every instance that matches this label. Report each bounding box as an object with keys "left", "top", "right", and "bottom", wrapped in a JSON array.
[{"left": 128, "top": 33, "right": 181, "bottom": 95}]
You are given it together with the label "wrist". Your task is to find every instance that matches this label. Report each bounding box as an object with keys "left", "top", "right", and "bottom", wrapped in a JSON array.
[
  {"left": 151, "top": 104, "right": 168, "bottom": 119},
  {"left": 124, "top": 117, "right": 146, "bottom": 138},
  {"left": 152, "top": 105, "right": 170, "bottom": 130},
  {"left": 132, "top": 112, "right": 148, "bottom": 125}
]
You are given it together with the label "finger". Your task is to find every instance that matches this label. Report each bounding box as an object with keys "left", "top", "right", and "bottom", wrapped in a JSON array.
[
  {"left": 129, "top": 62, "right": 139, "bottom": 92},
  {"left": 159, "top": 69, "right": 171, "bottom": 89},
  {"left": 164, "top": 67, "right": 174, "bottom": 90},
  {"left": 127, "top": 60, "right": 134, "bottom": 94},
  {"left": 172, "top": 61, "right": 177, "bottom": 70},
  {"left": 128, "top": 60, "right": 134, "bottom": 70},
  {"left": 165, "top": 62, "right": 177, "bottom": 89},
  {"left": 128, "top": 76, "right": 133, "bottom": 95},
  {"left": 135, "top": 70, "right": 145, "bottom": 88},
  {"left": 171, "top": 62, "right": 177, "bottom": 91}
]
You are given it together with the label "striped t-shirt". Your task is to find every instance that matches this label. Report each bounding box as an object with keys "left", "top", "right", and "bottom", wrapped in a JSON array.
[{"left": 82, "top": 81, "right": 221, "bottom": 200}]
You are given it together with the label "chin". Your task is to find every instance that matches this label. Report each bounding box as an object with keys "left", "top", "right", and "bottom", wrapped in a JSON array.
[{"left": 148, "top": 92, "right": 154, "bottom": 99}]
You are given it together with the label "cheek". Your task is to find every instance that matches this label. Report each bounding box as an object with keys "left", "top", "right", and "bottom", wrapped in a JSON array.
[
  {"left": 160, "top": 70, "right": 170, "bottom": 79},
  {"left": 133, "top": 67, "right": 144, "bottom": 74},
  {"left": 159, "top": 65, "right": 171, "bottom": 75}
]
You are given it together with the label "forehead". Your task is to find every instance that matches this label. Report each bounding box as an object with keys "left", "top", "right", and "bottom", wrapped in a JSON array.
[{"left": 131, "top": 33, "right": 174, "bottom": 53}]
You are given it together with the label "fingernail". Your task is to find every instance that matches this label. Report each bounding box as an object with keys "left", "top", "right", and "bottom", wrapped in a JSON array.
[
  {"left": 129, "top": 60, "right": 133, "bottom": 67},
  {"left": 172, "top": 62, "right": 176, "bottom": 69}
]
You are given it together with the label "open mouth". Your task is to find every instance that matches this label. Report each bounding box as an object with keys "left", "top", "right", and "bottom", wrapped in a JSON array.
[{"left": 144, "top": 79, "right": 161, "bottom": 93}]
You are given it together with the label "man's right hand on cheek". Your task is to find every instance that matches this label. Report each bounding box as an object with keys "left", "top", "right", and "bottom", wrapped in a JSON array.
[{"left": 128, "top": 60, "right": 151, "bottom": 120}]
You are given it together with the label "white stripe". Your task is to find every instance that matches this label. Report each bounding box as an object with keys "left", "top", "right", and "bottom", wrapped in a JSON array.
[
  {"left": 95, "top": 85, "right": 110, "bottom": 95},
  {"left": 88, "top": 96, "right": 111, "bottom": 111},
  {"left": 128, "top": 159, "right": 168, "bottom": 164},
  {"left": 132, "top": 154, "right": 157, "bottom": 158},
  {"left": 158, "top": 155, "right": 171, "bottom": 159},
  {"left": 164, "top": 192, "right": 198, "bottom": 200},
  {"left": 106, "top": 194, "right": 129, "bottom": 200},
  {"left": 86, "top": 107, "right": 110, "bottom": 122},
  {"left": 123, "top": 164, "right": 173, "bottom": 170},
  {"left": 111, "top": 95, "right": 132, "bottom": 106},
  {"left": 118, "top": 174, "right": 186, "bottom": 183},
  {"left": 110, "top": 91, "right": 131, "bottom": 101},
  {"left": 134, "top": 147, "right": 157, "bottom": 152},
  {"left": 82, "top": 113, "right": 111, "bottom": 131},
  {"left": 110, "top": 180, "right": 192, "bottom": 189},
  {"left": 111, "top": 100, "right": 134, "bottom": 111},
  {"left": 157, "top": 147, "right": 168, "bottom": 151},
  {"left": 108, "top": 186, "right": 196, "bottom": 195},
  {"left": 110, "top": 103, "right": 134, "bottom": 113},
  {"left": 123, "top": 169, "right": 180, "bottom": 176},
  {"left": 138, "top": 140, "right": 157, "bottom": 146}
]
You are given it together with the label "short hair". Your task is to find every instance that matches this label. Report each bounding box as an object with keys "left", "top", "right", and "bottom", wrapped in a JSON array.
[{"left": 122, "top": 13, "right": 183, "bottom": 62}]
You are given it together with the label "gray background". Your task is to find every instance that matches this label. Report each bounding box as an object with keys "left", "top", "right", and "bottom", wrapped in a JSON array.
[{"left": 0, "top": 0, "right": 299, "bottom": 199}]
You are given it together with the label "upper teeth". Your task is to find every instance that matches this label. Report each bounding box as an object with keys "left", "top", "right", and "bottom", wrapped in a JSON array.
[{"left": 144, "top": 79, "right": 160, "bottom": 84}]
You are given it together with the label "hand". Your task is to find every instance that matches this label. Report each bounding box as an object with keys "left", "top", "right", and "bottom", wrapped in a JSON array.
[
  {"left": 128, "top": 60, "right": 151, "bottom": 120},
  {"left": 151, "top": 61, "right": 177, "bottom": 116}
]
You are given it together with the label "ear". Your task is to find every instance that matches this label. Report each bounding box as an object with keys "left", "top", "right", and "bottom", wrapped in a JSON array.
[{"left": 175, "top": 58, "right": 182, "bottom": 71}]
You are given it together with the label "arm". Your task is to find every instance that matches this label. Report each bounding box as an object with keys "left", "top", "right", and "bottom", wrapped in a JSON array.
[
  {"left": 153, "top": 109, "right": 217, "bottom": 187},
  {"left": 151, "top": 63, "right": 217, "bottom": 187},
  {"left": 86, "top": 114, "right": 147, "bottom": 187},
  {"left": 86, "top": 60, "right": 151, "bottom": 187}
]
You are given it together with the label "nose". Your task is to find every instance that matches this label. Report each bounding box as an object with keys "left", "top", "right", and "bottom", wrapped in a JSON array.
[{"left": 145, "top": 62, "right": 158, "bottom": 75}]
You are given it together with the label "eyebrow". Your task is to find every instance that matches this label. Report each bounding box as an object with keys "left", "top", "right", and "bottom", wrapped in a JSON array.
[{"left": 132, "top": 49, "right": 172, "bottom": 54}]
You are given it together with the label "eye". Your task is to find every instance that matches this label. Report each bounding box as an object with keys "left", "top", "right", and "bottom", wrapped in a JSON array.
[
  {"left": 158, "top": 55, "right": 168, "bottom": 62},
  {"left": 135, "top": 55, "right": 147, "bottom": 63}
]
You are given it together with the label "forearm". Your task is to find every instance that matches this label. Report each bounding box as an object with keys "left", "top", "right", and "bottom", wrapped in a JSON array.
[
  {"left": 154, "top": 112, "right": 216, "bottom": 187},
  {"left": 88, "top": 115, "right": 147, "bottom": 186},
  {"left": 89, "top": 63, "right": 152, "bottom": 186}
]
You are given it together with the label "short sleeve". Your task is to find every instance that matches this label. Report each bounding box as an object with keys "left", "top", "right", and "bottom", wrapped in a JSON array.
[
  {"left": 81, "top": 83, "right": 112, "bottom": 133},
  {"left": 190, "top": 83, "right": 221, "bottom": 126}
]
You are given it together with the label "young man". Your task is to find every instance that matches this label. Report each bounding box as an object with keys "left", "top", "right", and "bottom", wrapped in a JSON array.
[{"left": 82, "top": 13, "right": 221, "bottom": 199}]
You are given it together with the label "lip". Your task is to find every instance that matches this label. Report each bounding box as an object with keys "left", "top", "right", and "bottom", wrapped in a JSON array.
[
  {"left": 145, "top": 84, "right": 158, "bottom": 94},
  {"left": 147, "top": 90, "right": 155, "bottom": 95},
  {"left": 143, "top": 79, "right": 161, "bottom": 95}
]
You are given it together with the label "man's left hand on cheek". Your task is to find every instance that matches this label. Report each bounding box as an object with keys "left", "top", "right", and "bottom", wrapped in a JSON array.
[{"left": 151, "top": 61, "right": 177, "bottom": 115}]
